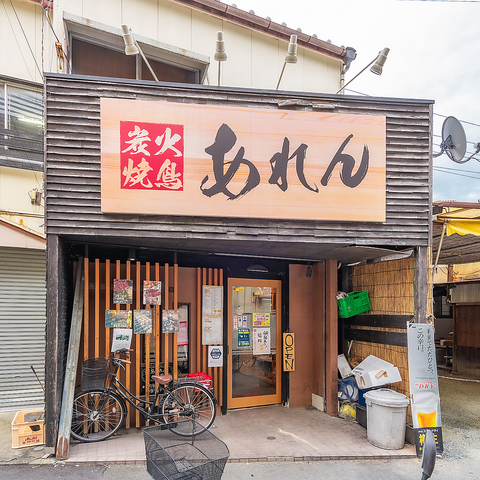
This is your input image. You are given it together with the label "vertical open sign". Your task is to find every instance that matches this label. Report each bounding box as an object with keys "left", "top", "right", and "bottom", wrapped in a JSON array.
[{"left": 283, "top": 333, "right": 295, "bottom": 371}]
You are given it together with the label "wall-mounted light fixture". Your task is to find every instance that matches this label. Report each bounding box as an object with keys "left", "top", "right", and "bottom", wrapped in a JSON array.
[
  {"left": 29, "top": 189, "right": 42, "bottom": 206},
  {"left": 121, "top": 24, "right": 159, "bottom": 82},
  {"left": 306, "top": 263, "right": 312, "bottom": 278},
  {"left": 276, "top": 34, "right": 298, "bottom": 90},
  {"left": 214, "top": 31, "right": 227, "bottom": 86},
  {"left": 336, "top": 47, "right": 390, "bottom": 94}
]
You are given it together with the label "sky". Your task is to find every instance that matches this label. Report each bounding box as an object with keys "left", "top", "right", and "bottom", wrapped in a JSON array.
[{"left": 232, "top": 0, "right": 480, "bottom": 202}]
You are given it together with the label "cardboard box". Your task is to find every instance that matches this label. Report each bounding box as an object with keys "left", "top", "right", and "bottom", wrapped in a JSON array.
[
  {"left": 355, "top": 367, "right": 402, "bottom": 389},
  {"left": 351, "top": 355, "right": 402, "bottom": 389},
  {"left": 11, "top": 409, "right": 45, "bottom": 449}
]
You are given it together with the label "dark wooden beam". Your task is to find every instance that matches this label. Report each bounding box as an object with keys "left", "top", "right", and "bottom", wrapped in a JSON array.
[
  {"left": 345, "top": 327, "right": 407, "bottom": 347},
  {"left": 45, "top": 235, "right": 69, "bottom": 450},
  {"left": 345, "top": 314, "right": 411, "bottom": 330},
  {"left": 415, "top": 246, "right": 429, "bottom": 323},
  {"left": 325, "top": 259, "right": 338, "bottom": 417}
]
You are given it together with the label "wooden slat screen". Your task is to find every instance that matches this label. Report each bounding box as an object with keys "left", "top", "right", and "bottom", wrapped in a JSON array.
[{"left": 80, "top": 259, "right": 224, "bottom": 428}]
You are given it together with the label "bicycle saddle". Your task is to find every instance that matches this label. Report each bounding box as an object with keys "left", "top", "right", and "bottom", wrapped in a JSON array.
[{"left": 152, "top": 374, "right": 173, "bottom": 385}]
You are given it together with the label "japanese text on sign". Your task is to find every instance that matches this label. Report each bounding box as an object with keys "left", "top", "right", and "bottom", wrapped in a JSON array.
[
  {"left": 102, "top": 98, "right": 386, "bottom": 222},
  {"left": 283, "top": 333, "right": 295, "bottom": 371},
  {"left": 120, "top": 121, "right": 184, "bottom": 191}
]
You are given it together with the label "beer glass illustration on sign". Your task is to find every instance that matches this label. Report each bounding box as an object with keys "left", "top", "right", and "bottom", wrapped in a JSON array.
[{"left": 415, "top": 391, "right": 438, "bottom": 428}]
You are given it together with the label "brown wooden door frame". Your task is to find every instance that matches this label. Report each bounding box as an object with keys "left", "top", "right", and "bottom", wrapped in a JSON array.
[{"left": 227, "top": 278, "right": 282, "bottom": 409}]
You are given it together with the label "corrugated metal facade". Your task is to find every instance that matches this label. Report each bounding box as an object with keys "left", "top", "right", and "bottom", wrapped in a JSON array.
[
  {"left": 44, "top": 74, "right": 432, "bottom": 255},
  {"left": 0, "top": 247, "right": 46, "bottom": 410}
]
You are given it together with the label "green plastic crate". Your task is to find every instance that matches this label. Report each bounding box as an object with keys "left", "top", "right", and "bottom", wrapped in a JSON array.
[{"left": 338, "top": 291, "right": 371, "bottom": 318}]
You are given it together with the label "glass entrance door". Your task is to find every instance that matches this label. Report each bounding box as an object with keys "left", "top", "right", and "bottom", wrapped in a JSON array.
[{"left": 227, "top": 278, "right": 281, "bottom": 409}]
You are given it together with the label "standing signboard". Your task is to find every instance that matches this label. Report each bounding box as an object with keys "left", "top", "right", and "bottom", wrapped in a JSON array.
[{"left": 407, "top": 322, "right": 444, "bottom": 455}]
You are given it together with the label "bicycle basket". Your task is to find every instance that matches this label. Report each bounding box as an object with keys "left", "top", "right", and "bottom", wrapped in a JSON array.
[
  {"left": 144, "top": 419, "right": 229, "bottom": 480},
  {"left": 81, "top": 357, "right": 109, "bottom": 390}
]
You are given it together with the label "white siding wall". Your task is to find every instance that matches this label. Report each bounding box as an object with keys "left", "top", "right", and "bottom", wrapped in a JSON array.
[
  {"left": 53, "top": 0, "right": 342, "bottom": 93},
  {"left": 0, "top": 1, "right": 53, "bottom": 83},
  {"left": 0, "top": 167, "right": 44, "bottom": 236}
]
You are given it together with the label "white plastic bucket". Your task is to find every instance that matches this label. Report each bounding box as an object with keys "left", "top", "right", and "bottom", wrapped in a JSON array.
[{"left": 364, "top": 388, "right": 410, "bottom": 450}]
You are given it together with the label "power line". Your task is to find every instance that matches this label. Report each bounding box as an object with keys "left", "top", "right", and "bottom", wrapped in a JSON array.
[
  {"left": 1, "top": 0, "right": 34, "bottom": 81},
  {"left": 433, "top": 167, "right": 480, "bottom": 180},
  {"left": 434, "top": 165, "right": 480, "bottom": 174},
  {"left": 7, "top": 0, "right": 43, "bottom": 80}
]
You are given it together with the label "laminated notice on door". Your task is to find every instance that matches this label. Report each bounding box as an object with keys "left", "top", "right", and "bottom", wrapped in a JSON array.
[{"left": 253, "top": 328, "right": 270, "bottom": 355}]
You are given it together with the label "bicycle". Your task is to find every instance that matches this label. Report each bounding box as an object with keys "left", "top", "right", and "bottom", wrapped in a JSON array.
[{"left": 71, "top": 349, "right": 216, "bottom": 443}]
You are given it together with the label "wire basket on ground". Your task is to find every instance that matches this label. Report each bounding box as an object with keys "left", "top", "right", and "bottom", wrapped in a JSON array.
[
  {"left": 143, "top": 419, "right": 230, "bottom": 480},
  {"left": 81, "top": 357, "right": 109, "bottom": 391}
]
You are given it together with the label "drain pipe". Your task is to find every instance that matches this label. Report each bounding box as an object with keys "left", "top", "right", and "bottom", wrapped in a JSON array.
[{"left": 323, "top": 261, "right": 327, "bottom": 411}]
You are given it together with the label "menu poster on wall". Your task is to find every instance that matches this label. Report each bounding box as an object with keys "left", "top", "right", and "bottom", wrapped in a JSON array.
[
  {"left": 202, "top": 286, "right": 223, "bottom": 345},
  {"left": 253, "top": 328, "right": 270, "bottom": 355},
  {"left": 113, "top": 279, "right": 133, "bottom": 304},
  {"left": 134, "top": 309, "right": 152, "bottom": 334},
  {"left": 177, "top": 305, "right": 189, "bottom": 347},
  {"left": 105, "top": 310, "right": 132, "bottom": 328},
  {"left": 143, "top": 281, "right": 162, "bottom": 305},
  {"left": 111, "top": 328, "right": 132, "bottom": 352},
  {"left": 407, "top": 323, "right": 444, "bottom": 456},
  {"left": 162, "top": 310, "right": 180, "bottom": 333}
]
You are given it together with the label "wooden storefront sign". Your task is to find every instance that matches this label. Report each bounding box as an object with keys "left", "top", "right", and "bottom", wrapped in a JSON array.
[
  {"left": 101, "top": 98, "right": 386, "bottom": 222},
  {"left": 283, "top": 332, "right": 295, "bottom": 371}
]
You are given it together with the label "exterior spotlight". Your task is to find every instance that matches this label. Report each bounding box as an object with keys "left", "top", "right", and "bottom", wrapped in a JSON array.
[
  {"left": 276, "top": 34, "right": 298, "bottom": 90},
  {"left": 121, "top": 25, "right": 139, "bottom": 55},
  {"left": 121, "top": 24, "right": 159, "bottom": 82},
  {"left": 284, "top": 34, "right": 298, "bottom": 64},
  {"left": 214, "top": 31, "right": 227, "bottom": 86},
  {"left": 336, "top": 47, "right": 390, "bottom": 94},
  {"left": 370, "top": 48, "right": 390, "bottom": 75}
]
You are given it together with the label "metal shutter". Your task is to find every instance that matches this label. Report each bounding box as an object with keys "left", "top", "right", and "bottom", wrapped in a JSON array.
[{"left": 0, "top": 247, "right": 46, "bottom": 410}]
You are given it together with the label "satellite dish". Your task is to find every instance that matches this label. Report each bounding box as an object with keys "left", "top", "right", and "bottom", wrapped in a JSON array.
[{"left": 433, "top": 116, "right": 467, "bottom": 163}]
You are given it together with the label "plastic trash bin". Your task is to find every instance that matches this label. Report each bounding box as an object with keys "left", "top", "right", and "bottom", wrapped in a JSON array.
[{"left": 363, "top": 388, "right": 410, "bottom": 450}]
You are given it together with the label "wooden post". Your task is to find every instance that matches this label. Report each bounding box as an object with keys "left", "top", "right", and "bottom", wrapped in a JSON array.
[
  {"left": 155, "top": 263, "right": 160, "bottom": 376},
  {"left": 325, "top": 259, "right": 338, "bottom": 417},
  {"left": 164, "top": 263, "right": 169, "bottom": 375},
  {"left": 83, "top": 258, "right": 89, "bottom": 361},
  {"left": 414, "top": 246, "right": 429, "bottom": 323},
  {"left": 95, "top": 259, "right": 100, "bottom": 358},
  {"left": 136, "top": 261, "right": 141, "bottom": 428},
  {"left": 196, "top": 268, "right": 201, "bottom": 372},
  {"left": 55, "top": 257, "right": 84, "bottom": 460},
  {"left": 105, "top": 259, "right": 111, "bottom": 354},
  {"left": 145, "top": 261, "right": 151, "bottom": 422},
  {"left": 125, "top": 260, "right": 131, "bottom": 428},
  {"left": 173, "top": 263, "right": 178, "bottom": 379}
]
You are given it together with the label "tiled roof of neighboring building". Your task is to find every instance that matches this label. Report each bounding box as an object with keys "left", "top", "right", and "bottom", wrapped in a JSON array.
[{"left": 172, "top": 0, "right": 347, "bottom": 61}]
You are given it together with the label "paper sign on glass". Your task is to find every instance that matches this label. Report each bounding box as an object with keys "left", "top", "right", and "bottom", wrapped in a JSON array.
[{"left": 253, "top": 328, "right": 270, "bottom": 355}]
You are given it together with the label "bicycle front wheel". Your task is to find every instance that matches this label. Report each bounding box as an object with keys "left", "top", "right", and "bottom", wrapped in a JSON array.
[
  {"left": 71, "top": 390, "right": 125, "bottom": 442},
  {"left": 160, "top": 382, "right": 216, "bottom": 434}
]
